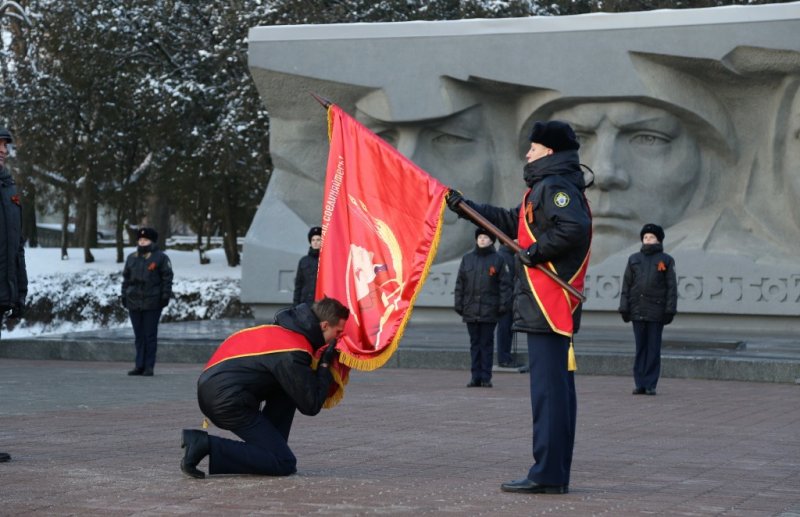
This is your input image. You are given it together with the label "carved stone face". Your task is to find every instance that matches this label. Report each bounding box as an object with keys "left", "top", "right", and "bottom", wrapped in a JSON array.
[
  {"left": 782, "top": 85, "right": 800, "bottom": 226},
  {"left": 357, "top": 106, "right": 494, "bottom": 262},
  {"left": 552, "top": 102, "right": 701, "bottom": 263}
]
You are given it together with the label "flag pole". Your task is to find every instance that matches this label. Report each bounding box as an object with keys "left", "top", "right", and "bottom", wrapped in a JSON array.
[
  {"left": 455, "top": 201, "right": 587, "bottom": 303},
  {"left": 310, "top": 92, "right": 332, "bottom": 108}
]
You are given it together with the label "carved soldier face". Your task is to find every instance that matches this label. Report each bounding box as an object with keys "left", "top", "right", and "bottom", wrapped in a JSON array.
[
  {"left": 552, "top": 102, "right": 701, "bottom": 263},
  {"left": 358, "top": 106, "right": 494, "bottom": 262},
  {"left": 781, "top": 84, "right": 800, "bottom": 226}
]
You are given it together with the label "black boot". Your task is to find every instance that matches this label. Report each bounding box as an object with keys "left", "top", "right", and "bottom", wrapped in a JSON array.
[
  {"left": 180, "top": 429, "right": 209, "bottom": 479},
  {"left": 0, "top": 452, "right": 10, "bottom": 463},
  {"left": 128, "top": 367, "right": 144, "bottom": 376}
]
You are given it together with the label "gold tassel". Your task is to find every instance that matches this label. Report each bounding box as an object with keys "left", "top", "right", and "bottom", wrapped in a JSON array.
[
  {"left": 202, "top": 418, "right": 209, "bottom": 429},
  {"left": 567, "top": 340, "right": 577, "bottom": 372}
]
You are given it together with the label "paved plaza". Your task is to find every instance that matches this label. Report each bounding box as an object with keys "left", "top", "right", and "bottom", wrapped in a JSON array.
[{"left": 1, "top": 359, "right": 798, "bottom": 515}]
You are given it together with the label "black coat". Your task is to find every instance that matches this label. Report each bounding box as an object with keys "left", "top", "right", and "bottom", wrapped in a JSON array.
[
  {"left": 497, "top": 244, "right": 517, "bottom": 283},
  {"left": 464, "top": 151, "right": 592, "bottom": 334},
  {"left": 197, "top": 303, "right": 333, "bottom": 429},
  {"left": 293, "top": 248, "right": 319, "bottom": 305},
  {"left": 121, "top": 245, "right": 174, "bottom": 311},
  {"left": 0, "top": 167, "right": 27, "bottom": 310},
  {"left": 454, "top": 245, "right": 512, "bottom": 323},
  {"left": 619, "top": 244, "right": 678, "bottom": 323}
]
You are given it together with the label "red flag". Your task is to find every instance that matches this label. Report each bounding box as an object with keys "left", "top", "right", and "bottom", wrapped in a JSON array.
[{"left": 317, "top": 104, "right": 448, "bottom": 377}]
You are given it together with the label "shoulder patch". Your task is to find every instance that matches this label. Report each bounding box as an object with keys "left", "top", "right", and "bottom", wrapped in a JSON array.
[{"left": 553, "top": 191, "right": 570, "bottom": 208}]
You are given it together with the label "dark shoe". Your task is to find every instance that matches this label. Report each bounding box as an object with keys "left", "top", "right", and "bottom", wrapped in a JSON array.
[
  {"left": 0, "top": 452, "right": 10, "bottom": 462},
  {"left": 501, "top": 478, "right": 568, "bottom": 494},
  {"left": 142, "top": 369, "right": 154, "bottom": 377},
  {"left": 645, "top": 388, "right": 657, "bottom": 396},
  {"left": 466, "top": 380, "right": 481, "bottom": 387},
  {"left": 632, "top": 388, "right": 646, "bottom": 395},
  {"left": 481, "top": 381, "right": 493, "bottom": 388},
  {"left": 180, "top": 429, "right": 209, "bottom": 479},
  {"left": 128, "top": 368, "right": 144, "bottom": 376}
]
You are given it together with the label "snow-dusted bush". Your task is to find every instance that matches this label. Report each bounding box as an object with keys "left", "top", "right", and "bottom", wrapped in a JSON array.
[{"left": 3, "top": 270, "right": 252, "bottom": 336}]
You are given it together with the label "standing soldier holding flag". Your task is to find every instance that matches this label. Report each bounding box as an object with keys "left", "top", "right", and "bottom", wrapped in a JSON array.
[{"left": 447, "top": 120, "right": 591, "bottom": 495}]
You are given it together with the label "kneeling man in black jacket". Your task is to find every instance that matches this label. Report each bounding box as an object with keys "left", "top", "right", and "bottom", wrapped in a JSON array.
[{"left": 180, "top": 297, "right": 349, "bottom": 479}]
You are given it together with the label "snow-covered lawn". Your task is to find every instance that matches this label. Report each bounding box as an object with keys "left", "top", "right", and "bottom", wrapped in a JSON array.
[{"left": 2, "top": 246, "right": 248, "bottom": 338}]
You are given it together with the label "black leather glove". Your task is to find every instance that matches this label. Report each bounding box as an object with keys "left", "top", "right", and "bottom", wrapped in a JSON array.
[
  {"left": 455, "top": 308, "right": 463, "bottom": 316},
  {"left": 9, "top": 302, "right": 24, "bottom": 319},
  {"left": 319, "top": 343, "right": 338, "bottom": 368},
  {"left": 445, "top": 189, "right": 464, "bottom": 215},
  {"left": 517, "top": 248, "right": 533, "bottom": 267},
  {"left": 121, "top": 296, "right": 128, "bottom": 309},
  {"left": 620, "top": 311, "right": 631, "bottom": 323},
  {"left": 663, "top": 313, "right": 674, "bottom": 325},
  {"left": 498, "top": 306, "right": 508, "bottom": 315},
  {"left": 160, "top": 297, "right": 170, "bottom": 309}
]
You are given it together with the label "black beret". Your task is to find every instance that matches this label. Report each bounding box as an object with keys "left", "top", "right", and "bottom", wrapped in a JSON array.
[
  {"left": 529, "top": 120, "right": 580, "bottom": 152},
  {"left": 307, "top": 226, "right": 322, "bottom": 243},
  {"left": 640, "top": 223, "right": 665, "bottom": 243},
  {"left": 137, "top": 227, "right": 158, "bottom": 242}
]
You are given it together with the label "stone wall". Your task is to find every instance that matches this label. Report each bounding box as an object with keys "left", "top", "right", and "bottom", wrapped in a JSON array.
[{"left": 244, "top": 4, "right": 800, "bottom": 329}]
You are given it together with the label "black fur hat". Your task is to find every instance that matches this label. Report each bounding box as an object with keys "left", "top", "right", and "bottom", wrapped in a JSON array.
[
  {"left": 137, "top": 227, "right": 158, "bottom": 242},
  {"left": 307, "top": 226, "right": 322, "bottom": 243},
  {"left": 640, "top": 223, "right": 665, "bottom": 243},
  {"left": 0, "top": 127, "right": 12, "bottom": 143},
  {"left": 475, "top": 227, "right": 496, "bottom": 243},
  {"left": 529, "top": 120, "right": 580, "bottom": 152}
]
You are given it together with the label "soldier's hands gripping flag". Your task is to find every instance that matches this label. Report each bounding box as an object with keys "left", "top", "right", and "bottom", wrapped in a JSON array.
[{"left": 317, "top": 104, "right": 448, "bottom": 385}]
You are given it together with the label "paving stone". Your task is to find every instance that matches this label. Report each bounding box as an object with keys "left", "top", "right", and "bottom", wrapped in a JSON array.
[{"left": 1, "top": 360, "right": 799, "bottom": 515}]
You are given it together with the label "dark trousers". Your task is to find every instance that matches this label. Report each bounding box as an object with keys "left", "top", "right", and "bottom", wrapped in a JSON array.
[
  {"left": 526, "top": 333, "right": 576, "bottom": 487},
  {"left": 632, "top": 320, "right": 664, "bottom": 390},
  {"left": 495, "top": 311, "right": 514, "bottom": 365},
  {"left": 129, "top": 309, "right": 162, "bottom": 371},
  {"left": 467, "top": 322, "right": 496, "bottom": 383},
  {"left": 207, "top": 392, "right": 298, "bottom": 476}
]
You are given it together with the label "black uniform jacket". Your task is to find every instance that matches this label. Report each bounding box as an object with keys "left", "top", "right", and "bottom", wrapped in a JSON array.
[
  {"left": 454, "top": 245, "right": 512, "bottom": 323},
  {"left": 618, "top": 243, "right": 677, "bottom": 322},
  {"left": 197, "top": 303, "right": 333, "bottom": 429},
  {"left": 497, "top": 244, "right": 517, "bottom": 284},
  {"left": 0, "top": 167, "right": 27, "bottom": 310},
  {"left": 464, "top": 151, "right": 592, "bottom": 334},
  {"left": 121, "top": 245, "right": 173, "bottom": 311},
  {"left": 293, "top": 247, "right": 319, "bottom": 305}
]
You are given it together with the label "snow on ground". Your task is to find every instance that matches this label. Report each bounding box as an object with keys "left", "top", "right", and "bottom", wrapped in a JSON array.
[
  {"left": 2, "top": 246, "right": 247, "bottom": 338},
  {"left": 26, "top": 246, "right": 240, "bottom": 280}
]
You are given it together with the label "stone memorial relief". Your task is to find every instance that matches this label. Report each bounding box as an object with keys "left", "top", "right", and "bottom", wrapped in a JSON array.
[{"left": 244, "top": 5, "right": 800, "bottom": 324}]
